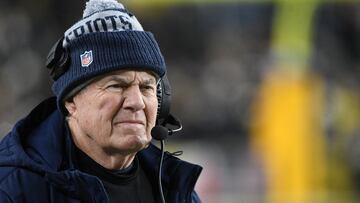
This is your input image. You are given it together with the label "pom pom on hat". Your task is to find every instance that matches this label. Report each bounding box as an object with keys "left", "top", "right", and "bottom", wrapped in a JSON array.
[
  {"left": 83, "top": 0, "right": 125, "bottom": 17},
  {"left": 51, "top": 0, "right": 166, "bottom": 114}
]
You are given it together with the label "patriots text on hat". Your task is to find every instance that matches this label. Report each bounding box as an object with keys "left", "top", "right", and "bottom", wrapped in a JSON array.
[{"left": 63, "top": 0, "right": 143, "bottom": 47}]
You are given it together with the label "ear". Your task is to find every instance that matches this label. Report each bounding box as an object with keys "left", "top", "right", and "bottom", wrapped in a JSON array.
[{"left": 64, "top": 98, "right": 77, "bottom": 116}]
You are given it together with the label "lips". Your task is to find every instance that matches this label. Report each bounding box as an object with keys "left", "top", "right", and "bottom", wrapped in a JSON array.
[{"left": 114, "top": 120, "right": 145, "bottom": 125}]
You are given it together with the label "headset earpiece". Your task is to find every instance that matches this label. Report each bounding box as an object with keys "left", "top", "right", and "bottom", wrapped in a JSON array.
[
  {"left": 46, "top": 37, "right": 70, "bottom": 81},
  {"left": 156, "top": 75, "right": 171, "bottom": 125}
]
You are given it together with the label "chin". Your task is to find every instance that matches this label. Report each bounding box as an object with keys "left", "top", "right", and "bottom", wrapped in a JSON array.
[{"left": 121, "top": 135, "right": 151, "bottom": 152}]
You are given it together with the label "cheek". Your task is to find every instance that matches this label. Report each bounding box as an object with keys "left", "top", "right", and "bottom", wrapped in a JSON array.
[
  {"left": 97, "top": 96, "right": 121, "bottom": 120},
  {"left": 76, "top": 100, "right": 95, "bottom": 123},
  {"left": 76, "top": 95, "right": 120, "bottom": 136},
  {"left": 146, "top": 97, "right": 159, "bottom": 127},
  {"left": 77, "top": 101, "right": 100, "bottom": 130}
]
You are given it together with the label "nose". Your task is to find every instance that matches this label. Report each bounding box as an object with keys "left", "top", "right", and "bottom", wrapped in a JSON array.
[{"left": 122, "top": 85, "right": 145, "bottom": 111}]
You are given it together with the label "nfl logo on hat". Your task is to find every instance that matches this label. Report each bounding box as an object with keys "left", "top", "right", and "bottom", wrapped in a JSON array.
[{"left": 80, "top": 50, "right": 93, "bottom": 67}]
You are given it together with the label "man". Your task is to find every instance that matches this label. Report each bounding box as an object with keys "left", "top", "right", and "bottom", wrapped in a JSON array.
[{"left": 0, "top": 0, "right": 202, "bottom": 202}]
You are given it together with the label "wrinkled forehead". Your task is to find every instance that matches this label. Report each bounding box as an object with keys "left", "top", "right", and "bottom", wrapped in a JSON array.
[
  {"left": 91, "top": 69, "right": 159, "bottom": 85},
  {"left": 63, "top": 69, "right": 159, "bottom": 102}
]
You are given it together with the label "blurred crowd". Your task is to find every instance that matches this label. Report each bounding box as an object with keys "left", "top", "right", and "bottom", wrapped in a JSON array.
[{"left": 0, "top": 0, "right": 360, "bottom": 202}]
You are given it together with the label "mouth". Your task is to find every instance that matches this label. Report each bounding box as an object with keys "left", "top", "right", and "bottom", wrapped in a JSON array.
[{"left": 114, "top": 120, "right": 145, "bottom": 126}]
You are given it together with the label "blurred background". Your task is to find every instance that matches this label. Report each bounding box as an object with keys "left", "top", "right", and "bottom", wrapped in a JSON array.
[{"left": 1, "top": 0, "right": 360, "bottom": 202}]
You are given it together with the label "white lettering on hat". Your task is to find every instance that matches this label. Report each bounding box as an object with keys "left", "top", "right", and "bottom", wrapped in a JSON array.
[{"left": 63, "top": 9, "right": 143, "bottom": 47}]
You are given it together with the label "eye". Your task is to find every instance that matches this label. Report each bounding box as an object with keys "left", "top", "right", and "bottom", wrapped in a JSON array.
[
  {"left": 108, "top": 84, "right": 121, "bottom": 88},
  {"left": 140, "top": 84, "right": 156, "bottom": 94},
  {"left": 144, "top": 85, "right": 155, "bottom": 90},
  {"left": 106, "top": 83, "right": 124, "bottom": 91}
]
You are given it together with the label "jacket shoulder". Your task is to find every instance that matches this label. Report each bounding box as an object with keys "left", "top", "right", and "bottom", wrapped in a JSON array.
[
  {"left": 0, "top": 188, "right": 12, "bottom": 203},
  {"left": 0, "top": 167, "right": 51, "bottom": 202},
  {"left": 0, "top": 166, "right": 18, "bottom": 184}
]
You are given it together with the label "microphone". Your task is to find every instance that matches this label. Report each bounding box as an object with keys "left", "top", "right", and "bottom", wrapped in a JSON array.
[
  {"left": 151, "top": 114, "right": 183, "bottom": 141},
  {"left": 151, "top": 126, "right": 169, "bottom": 141}
]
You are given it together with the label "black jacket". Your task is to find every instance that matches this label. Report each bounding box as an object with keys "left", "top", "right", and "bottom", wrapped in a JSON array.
[{"left": 0, "top": 97, "right": 202, "bottom": 202}]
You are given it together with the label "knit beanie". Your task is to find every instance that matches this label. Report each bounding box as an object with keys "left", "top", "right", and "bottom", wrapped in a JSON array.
[{"left": 51, "top": 0, "right": 166, "bottom": 113}]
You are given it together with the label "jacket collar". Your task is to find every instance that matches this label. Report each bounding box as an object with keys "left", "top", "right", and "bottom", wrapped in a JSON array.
[{"left": 139, "top": 144, "right": 202, "bottom": 202}]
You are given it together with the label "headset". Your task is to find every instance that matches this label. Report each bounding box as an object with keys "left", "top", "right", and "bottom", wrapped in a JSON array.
[
  {"left": 46, "top": 37, "right": 182, "bottom": 203},
  {"left": 46, "top": 37, "right": 70, "bottom": 81}
]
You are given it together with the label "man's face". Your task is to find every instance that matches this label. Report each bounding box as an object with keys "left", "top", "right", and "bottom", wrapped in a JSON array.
[{"left": 65, "top": 70, "right": 158, "bottom": 154}]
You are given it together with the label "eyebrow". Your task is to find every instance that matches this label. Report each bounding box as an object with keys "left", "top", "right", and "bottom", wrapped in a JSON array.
[
  {"left": 104, "top": 76, "right": 157, "bottom": 85},
  {"left": 142, "top": 78, "right": 157, "bottom": 85}
]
